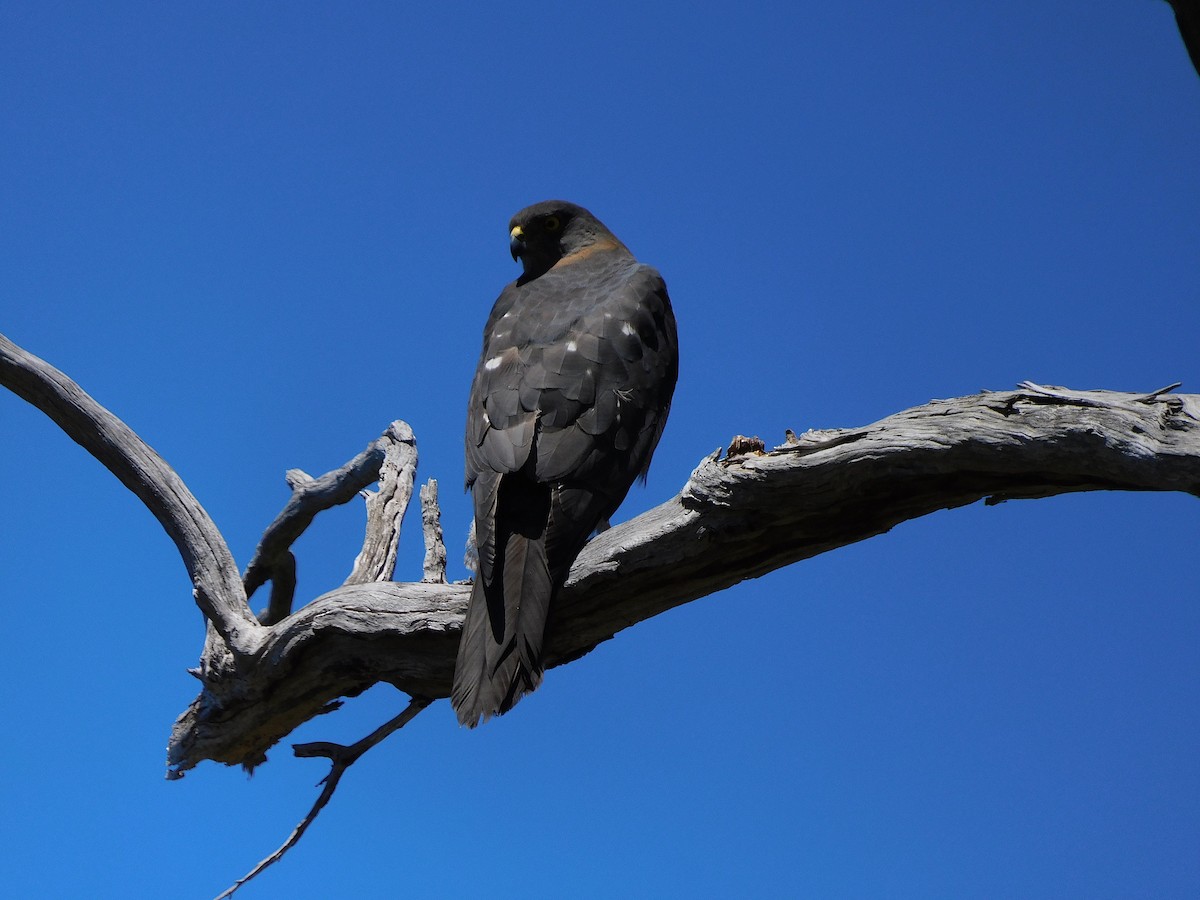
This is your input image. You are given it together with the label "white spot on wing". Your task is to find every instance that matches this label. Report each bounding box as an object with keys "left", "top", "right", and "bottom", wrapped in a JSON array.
[
  {"left": 484, "top": 355, "right": 503, "bottom": 371},
  {"left": 621, "top": 322, "right": 637, "bottom": 336},
  {"left": 566, "top": 341, "right": 578, "bottom": 351}
]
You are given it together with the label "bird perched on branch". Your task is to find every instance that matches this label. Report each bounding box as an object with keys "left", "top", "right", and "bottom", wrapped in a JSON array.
[{"left": 452, "top": 200, "right": 679, "bottom": 727}]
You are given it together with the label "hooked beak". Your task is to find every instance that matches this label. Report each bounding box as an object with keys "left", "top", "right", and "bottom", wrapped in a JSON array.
[{"left": 509, "top": 225, "right": 525, "bottom": 262}]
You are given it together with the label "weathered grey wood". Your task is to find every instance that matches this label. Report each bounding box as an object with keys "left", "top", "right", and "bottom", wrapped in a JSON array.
[
  {"left": 0, "top": 332, "right": 263, "bottom": 656},
  {"left": 344, "top": 422, "right": 417, "bottom": 585},
  {"left": 165, "top": 384, "right": 1200, "bottom": 775},
  {"left": 420, "top": 478, "right": 448, "bottom": 584},
  {"left": 244, "top": 424, "right": 414, "bottom": 618},
  {"left": 3, "top": 331, "right": 1197, "bottom": 774}
]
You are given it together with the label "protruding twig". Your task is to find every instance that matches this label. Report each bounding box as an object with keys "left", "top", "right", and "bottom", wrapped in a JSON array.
[
  {"left": 725, "top": 434, "right": 766, "bottom": 459},
  {"left": 1014, "top": 381, "right": 1106, "bottom": 407},
  {"left": 243, "top": 422, "right": 414, "bottom": 617},
  {"left": 1138, "top": 382, "right": 1183, "bottom": 402},
  {"left": 420, "top": 478, "right": 447, "bottom": 583},
  {"left": 284, "top": 469, "right": 313, "bottom": 489},
  {"left": 213, "top": 695, "right": 433, "bottom": 899},
  {"left": 346, "top": 422, "right": 418, "bottom": 584}
]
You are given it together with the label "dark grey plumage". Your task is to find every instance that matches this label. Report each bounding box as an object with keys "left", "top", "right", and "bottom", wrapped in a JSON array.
[
  {"left": 452, "top": 200, "right": 679, "bottom": 727},
  {"left": 1166, "top": 0, "right": 1200, "bottom": 78}
]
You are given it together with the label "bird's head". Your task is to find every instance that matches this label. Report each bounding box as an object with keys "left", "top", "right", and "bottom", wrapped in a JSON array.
[{"left": 507, "top": 200, "right": 617, "bottom": 280}]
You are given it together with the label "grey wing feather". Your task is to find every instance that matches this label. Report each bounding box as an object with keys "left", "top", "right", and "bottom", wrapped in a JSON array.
[{"left": 532, "top": 266, "right": 677, "bottom": 485}]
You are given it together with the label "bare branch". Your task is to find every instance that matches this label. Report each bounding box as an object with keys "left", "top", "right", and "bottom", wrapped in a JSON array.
[
  {"left": 1139, "top": 382, "right": 1184, "bottom": 402},
  {"left": 420, "top": 478, "right": 448, "bottom": 584},
  {"left": 0, "top": 332, "right": 262, "bottom": 656},
  {"left": 259, "top": 551, "right": 297, "bottom": 628},
  {"left": 345, "top": 422, "right": 418, "bottom": 585},
  {"left": 244, "top": 422, "right": 414, "bottom": 618},
  {"left": 214, "top": 695, "right": 432, "bottom": 899},
  {"left": 168, "top": 385, "right": 1200, "bottom": 775}
]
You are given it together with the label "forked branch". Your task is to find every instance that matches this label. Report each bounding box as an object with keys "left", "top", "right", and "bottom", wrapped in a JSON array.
[
  {"left": 167, "top": 383, "right": 1198, "bottom": 776},
  {"left": 215, "top": 695, "right": 432, "bottom": 899},
  {"left": 244, "top": 423, "right": 417, "bottom": 623},
  {"left": 4, "top": 332, "right": 1199, "bottom": 896},
  {"left": 2, "top": 333, "right": 1197, "bottom": 780}
]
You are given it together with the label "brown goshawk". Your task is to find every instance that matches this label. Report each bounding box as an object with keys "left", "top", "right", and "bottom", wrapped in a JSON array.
[{"left": 452, "top": 200, "right": 679, "bottom": 727}]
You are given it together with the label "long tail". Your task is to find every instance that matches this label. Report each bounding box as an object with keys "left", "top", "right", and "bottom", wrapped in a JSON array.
[{"left": 452, "top": 475, "right": 553, "bottom": 727}]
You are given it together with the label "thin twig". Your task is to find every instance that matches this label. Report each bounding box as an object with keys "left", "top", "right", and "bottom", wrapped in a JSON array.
[
  {"left": 213, "top": 695, "right": 434, "bottom": 900},
  {"left": 1138, "top": 382, "right": 1183, "bottom": 402}
]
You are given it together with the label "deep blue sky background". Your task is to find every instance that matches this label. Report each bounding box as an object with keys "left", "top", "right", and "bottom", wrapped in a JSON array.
[{"left": 2, "top": 3, "right": 1197, "bottom": 897}]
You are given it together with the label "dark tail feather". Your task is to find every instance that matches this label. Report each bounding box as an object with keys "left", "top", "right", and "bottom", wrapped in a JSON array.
[
  {"left": 452, "top": 575, "right": 494, "bottom": 727},
  {"left": 452, "top": 480, "right": 553, "bottom": 727},
  {"left": 496, "top": 528, "right": 553, "bottom": 710}
]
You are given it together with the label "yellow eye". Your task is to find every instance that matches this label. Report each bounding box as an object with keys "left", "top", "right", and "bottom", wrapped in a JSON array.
[{"left": 543, "top": 216, "right": 561, "bottom": 232}]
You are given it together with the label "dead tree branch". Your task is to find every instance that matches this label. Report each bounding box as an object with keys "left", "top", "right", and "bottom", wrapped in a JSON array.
[
  {"left": 166, "top": 383, "right": 1198, "bottom": 775},
  {"left": 245, "top": 424, "right": 415, "bottom": 622},
  {"left": 186, "top": 419, "right": 420, "bottom": 771},
  {"left": 344, "top": 424, "right": 418, "bottom": 585},
  {"left": 0, "top": 332, "right": 262, "bottom": 656},
  {"left": 1, "top": 333, "right": 1196, "bottom": 780},
  {"left": 420, "top": 478, "right": 448, "bottom": 584},
  {"left": 214, "top": 694, "right": 432, "bottom": 900}
]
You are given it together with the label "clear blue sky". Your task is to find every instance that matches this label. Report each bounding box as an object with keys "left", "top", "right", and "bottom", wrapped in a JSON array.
[{"left": 2, "top": 3, "right": 1197, "bottom": 898}]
